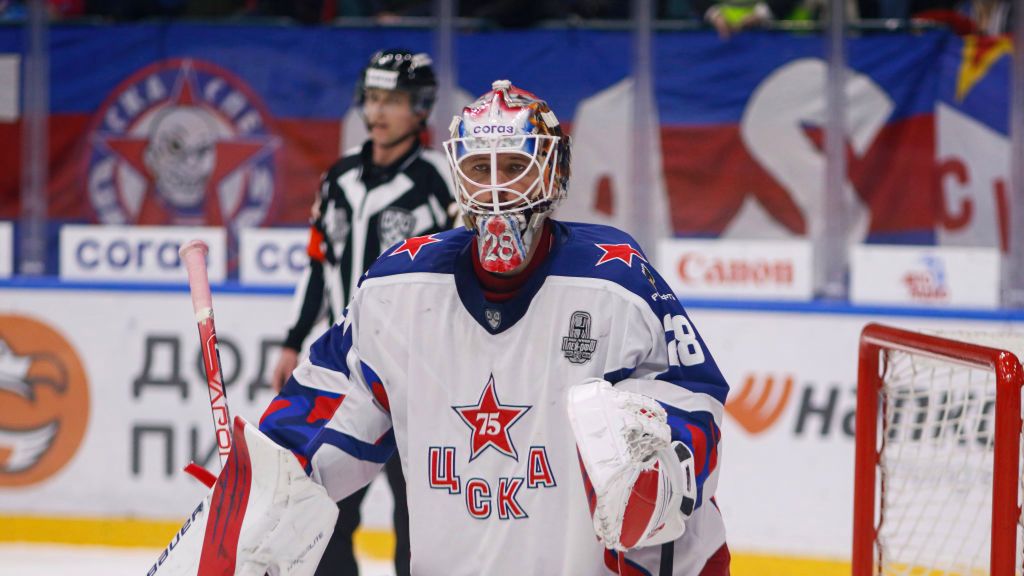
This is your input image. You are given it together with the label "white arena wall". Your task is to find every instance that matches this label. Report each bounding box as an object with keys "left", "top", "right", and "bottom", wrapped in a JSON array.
[{"left": 1, "top": 283, "right": 1022, "bottom": 568}]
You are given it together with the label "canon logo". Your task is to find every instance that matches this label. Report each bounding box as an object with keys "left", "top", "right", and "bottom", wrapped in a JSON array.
[
  {"left": 472, "top": 125, "right": 516, "bottom": 135},
  {"left": 677, "top": 253, "right": 794, "bottom": 286}
]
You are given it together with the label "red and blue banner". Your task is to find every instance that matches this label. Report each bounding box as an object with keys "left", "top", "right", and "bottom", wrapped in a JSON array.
[{"left": 0, "top": 25, "right": 1014, "bottom": 273}]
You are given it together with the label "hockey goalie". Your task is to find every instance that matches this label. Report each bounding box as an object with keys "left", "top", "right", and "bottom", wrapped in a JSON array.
[{"left": 152, "top": 80, "right": 729, "bottom": 576}]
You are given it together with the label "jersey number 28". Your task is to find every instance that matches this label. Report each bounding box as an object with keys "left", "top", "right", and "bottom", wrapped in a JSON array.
[{"left": 663, "top": 313, "right": 705, "bottom": 367}]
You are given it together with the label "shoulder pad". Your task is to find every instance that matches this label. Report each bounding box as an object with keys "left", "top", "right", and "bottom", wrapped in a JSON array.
[
  {"left": 551, "top": 222, "right": 678, "bottom": 309},
  {"left": 361, "top": 227, "right": 472, "bottom": 284}
]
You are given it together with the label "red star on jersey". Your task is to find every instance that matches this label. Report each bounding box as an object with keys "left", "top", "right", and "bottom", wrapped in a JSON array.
[
  {"left": 453, "top": 375, "right": 531, "bottom": 461},
  {"left": 595, "top": 243, "right": 646, "bottom": 267},
  {"left": 391, "top": 234, "right": 442, "bottom": 260}
]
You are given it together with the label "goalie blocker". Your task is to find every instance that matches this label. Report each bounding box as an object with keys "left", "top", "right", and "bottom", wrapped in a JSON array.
[{"left": 148, "top": 417, "right": 337, "bottom": 576}]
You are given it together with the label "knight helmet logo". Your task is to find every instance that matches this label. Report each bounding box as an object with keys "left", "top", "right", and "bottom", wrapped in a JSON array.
[
  {"left": 0, "top": 315, "right": 90, "bottom": 486},
  {"left": 86, "top": 58, "right": 279, "bottom": 229}
]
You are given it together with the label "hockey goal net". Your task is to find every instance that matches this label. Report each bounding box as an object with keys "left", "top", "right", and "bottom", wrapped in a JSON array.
[{"left": 853, "top": 323, "right": 1024, "bottom": 576}]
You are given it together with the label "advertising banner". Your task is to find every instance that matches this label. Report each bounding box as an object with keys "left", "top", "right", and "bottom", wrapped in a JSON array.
[
  {"left": 2, "top": 285, "right": 1021, "bottom": 559},
  {"left": 850, "top": 244, "right": 1001, "bottom": 308},
  {"left": 59, "top": 225, "right": 226, "bottom": 283},
  {"left": 238, "top": 227, "right": 308, "bottom": 286},
  {"left": 0, "top": 26, "right": 1016, "bottom": 281},
  {"left": 657, "top": 238, "right": 813, "bottom": 300},
  {"left": 0, "top": 288, "right": 296, "bottom": 517},
  {"left": 935, "top": 36, "right": 1013, "bottom": 251}
]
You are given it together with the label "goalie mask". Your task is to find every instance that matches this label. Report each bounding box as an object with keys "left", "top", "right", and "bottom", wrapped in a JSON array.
[{"left": 443, "top": 80, "right": 572, "bottom": 273}]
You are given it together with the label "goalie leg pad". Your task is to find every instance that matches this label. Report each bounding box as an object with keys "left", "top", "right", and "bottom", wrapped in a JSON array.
[
  {"left": 148, "top": 416, "right": 338, "bottom": 576},
  {"left": 568, "top": 379, "right": 694, "bottom": 551}
]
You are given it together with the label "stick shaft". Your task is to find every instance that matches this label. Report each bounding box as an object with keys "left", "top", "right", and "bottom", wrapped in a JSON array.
[{"left": 180, "top": 240, "right": 232, "bottom": 466}]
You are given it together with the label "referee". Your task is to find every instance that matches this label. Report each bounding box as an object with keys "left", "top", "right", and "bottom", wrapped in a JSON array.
[{"left": 272, "top": 49, "right": 455, "bottom": 576}]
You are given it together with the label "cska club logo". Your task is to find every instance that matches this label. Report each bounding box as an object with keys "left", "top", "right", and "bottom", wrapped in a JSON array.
[
  {"left": 433, "top": 376, "right": 554, "bottom": 520},
  {"left": 86, "top": 58, "right": 279, "bottom": 229},
  {"left": 453, "top": 375, "right": 530, "bottom": 461}
]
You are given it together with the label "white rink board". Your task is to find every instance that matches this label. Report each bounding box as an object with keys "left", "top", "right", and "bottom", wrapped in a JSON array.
[
  {"left": 689, "top": 307, "right": 1022, "bottom": 557},
  {"left": 0, "top": 287, "right": 396, "bottom": 530},
  {"left": 0, "top": 288, "right": 293, "bottom": 516},
  {"left": 1, "top": 286, "right": 1021, "bottom": 559}
]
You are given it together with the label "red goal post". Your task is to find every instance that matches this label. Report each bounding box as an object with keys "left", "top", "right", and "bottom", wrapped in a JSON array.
[{"left": 853, "top": 323, "right": 1024, "bottom": 576}]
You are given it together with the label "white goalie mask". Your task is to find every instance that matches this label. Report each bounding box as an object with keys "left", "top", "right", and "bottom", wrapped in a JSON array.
[{"left": 443, "top": 80, "right": 571, "bottom": 273}]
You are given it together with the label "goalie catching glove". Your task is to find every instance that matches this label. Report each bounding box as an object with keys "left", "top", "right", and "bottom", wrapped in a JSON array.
[{"left": 567, "top": 378, "right": 697, "bottom": 551}]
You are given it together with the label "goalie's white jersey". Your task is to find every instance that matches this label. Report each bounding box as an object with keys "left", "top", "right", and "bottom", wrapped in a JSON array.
[{"left": 260, "top": 221, "right": 728, "bottom": 576}]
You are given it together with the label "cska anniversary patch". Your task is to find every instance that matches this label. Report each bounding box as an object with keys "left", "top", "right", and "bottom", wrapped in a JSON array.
[{"left": 561, "top": 311, "right": 597, "bottom": 364}]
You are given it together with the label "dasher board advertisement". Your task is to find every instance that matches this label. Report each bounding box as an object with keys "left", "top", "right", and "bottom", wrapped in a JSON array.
[
  {"left": 850, "top": 244, "right": 1000, "bottom": 308},
  {"left": 658, "top": 238, "right": 813, "bottom": 300},
  {"left": 238, "top": 227, "right": 308, "bottom": 286},
  {"left": 59, "top": 225, "right": 226, "bottom": 283}
]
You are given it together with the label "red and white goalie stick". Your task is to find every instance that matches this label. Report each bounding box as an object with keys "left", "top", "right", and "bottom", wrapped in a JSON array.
[{"left": 179, "top": 239, "right": 231, "bottom": 488}]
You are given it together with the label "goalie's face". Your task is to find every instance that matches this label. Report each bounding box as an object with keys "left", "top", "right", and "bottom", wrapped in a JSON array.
[
  {"left": 445, "top": 134, "right": 561, "bottom": 222},
  {"left": 457, "top": 150, "right": 544, "bottom": 212}
]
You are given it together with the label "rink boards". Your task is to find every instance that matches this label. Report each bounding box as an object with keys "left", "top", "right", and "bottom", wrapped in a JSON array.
[{"left": 1, "top": 281, "right": 1022, "bottom": 572}]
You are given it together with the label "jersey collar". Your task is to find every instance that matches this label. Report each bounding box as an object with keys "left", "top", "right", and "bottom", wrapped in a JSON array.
[{"left": 454, "top": 220, "right": 567, "bottom": 335}]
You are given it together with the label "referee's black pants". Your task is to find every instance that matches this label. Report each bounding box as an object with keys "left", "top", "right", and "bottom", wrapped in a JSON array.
[{"left": 314, "top": 456, "right": 410, "bottom": 576}]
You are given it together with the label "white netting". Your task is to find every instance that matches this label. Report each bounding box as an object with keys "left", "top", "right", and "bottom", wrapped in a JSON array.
[{"left": 876, "top": 332, "right": 1024, "bottom": 576}]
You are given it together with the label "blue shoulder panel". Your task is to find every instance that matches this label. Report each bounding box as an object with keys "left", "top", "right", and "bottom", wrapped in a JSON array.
[
  {"left": 549, "top": 221, "right": 673, "bottom": 309},
  {"left": 552, "top": 221, "right": 729, "bottom": 406},
  {"left": 360, "top": 227, "right": 473, "bottom": 284}
]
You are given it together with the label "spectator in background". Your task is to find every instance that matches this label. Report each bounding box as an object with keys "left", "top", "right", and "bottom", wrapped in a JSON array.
[
  {"left": 689, "top": 0, "right": 796, "bottom": 38},
  {"left": 912, "top": 0, "right": 1013, "bottom": 35},
  {"left": 660, "top": 0, "right": 698, "bottom": 20},
  {"left": 247, "top": 0, "right": 329, "bottom": 23},
  {"left": 460, "top": 0, "right": 563, "bottom": 28},
  {"left": 565, "top": 0, "right": 631, "bottom": 19},
  {"left": 959, "top": 0, "right": 1013, "bottom": 34},
  {"left": 48, "top": 0, "right": 85, "bottom": 17},
  {"left": 84, "top": 0, "right": 185, "bottom": 19},
  {"left": 1, "top": 0, "right": 86, "bottom": 19},
  {"left": 690, "top": 0, "right": 858, "bottom": 38}
]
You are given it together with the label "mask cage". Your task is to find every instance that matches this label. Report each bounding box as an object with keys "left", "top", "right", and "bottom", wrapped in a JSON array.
[{"left": 443, "top": 134, "right": 563, "bottom": 217}]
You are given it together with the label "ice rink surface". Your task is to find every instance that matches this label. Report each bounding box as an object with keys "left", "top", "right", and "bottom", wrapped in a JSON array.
[{"left": 0, "top": 544, "right": 396, "bottom": 576}]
